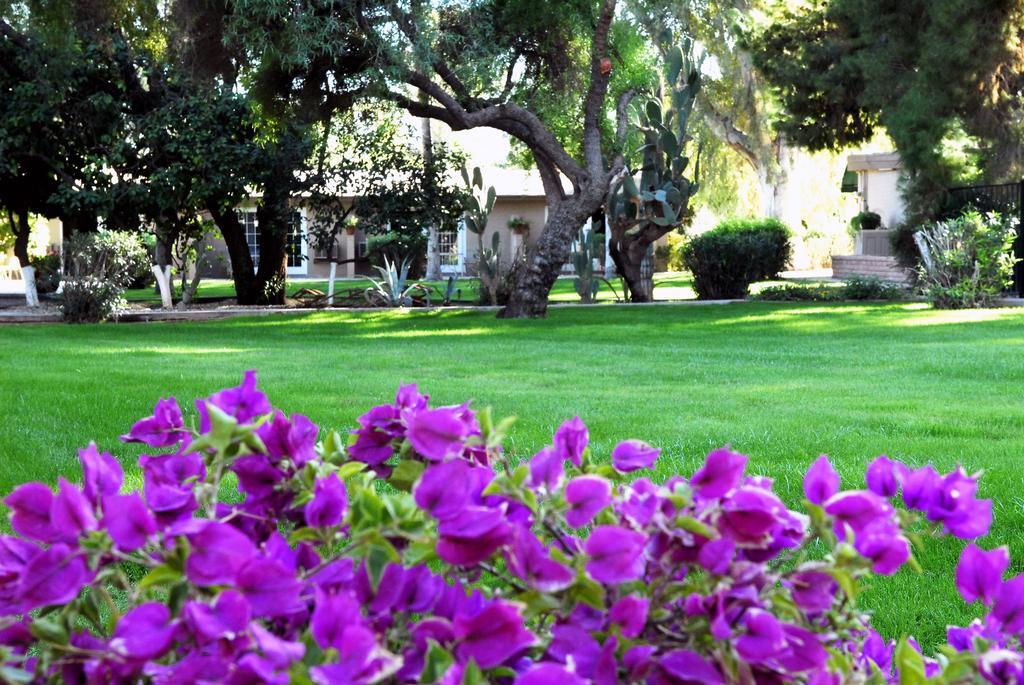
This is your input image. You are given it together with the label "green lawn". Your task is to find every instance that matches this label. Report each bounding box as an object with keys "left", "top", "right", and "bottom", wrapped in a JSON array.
[
  {"left": 123, "top": 272, "right": 829, "bottom": 304},
  {"left": 2, "top": 302, "right": 1023, "bottom": 647}
]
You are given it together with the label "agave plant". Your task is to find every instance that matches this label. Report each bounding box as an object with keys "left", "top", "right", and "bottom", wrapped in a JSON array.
[{"left": 365, "top": 255, "right": 420, "bottom": 307}]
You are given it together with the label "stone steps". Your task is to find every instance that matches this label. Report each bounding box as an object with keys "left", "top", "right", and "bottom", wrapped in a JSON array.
[{"left": 831, "top": 255, "right": 911, "bottom": 283}]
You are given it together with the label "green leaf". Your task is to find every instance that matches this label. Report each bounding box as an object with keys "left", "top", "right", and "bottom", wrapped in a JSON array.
[
  {"left": 622, "top": 174, "right": 640, "bottom": 199},
  {"left": 389, "top": 460, "right": 426, "bottom": 493},
  {"left": 646, "top": 100, "right": 662, "bottom": 125},
  {"left": 460, "top": 659, "right": 486, "bottom": 685},
  {"left": 139, "top": 563, "right": 184, "bottom": 589},
  {"left": 29, "top": 616, "right": 69, "bottom": 645},
  {"left": 895, "top": 637, "right": 927, "bottom": 685},
  {"left": 472, "top": 167, "right": 483, "bottom": 190},
  {"left": 0, "top": 666, "right": 34, "bottom": 684},
  {"left": 289, "top": 527, "right": 323, "bottom": 544},
  {"left": 675, "top": 516, "right": 714, "bottom": 538},
  {"left": 204, "top": 402, "right": 238, "bottom": 450},
  {"left": 486, "top": 186, "right": 496, "bottom": 213},
  {"left": 420, "top": 641, "right": 455, "bottom": 683},
  {"left": 826, "top": 567, "right": 858, "bottom": 602}
]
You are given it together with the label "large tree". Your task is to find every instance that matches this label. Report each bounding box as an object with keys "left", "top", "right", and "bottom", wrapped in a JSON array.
[
  {"left": 229, "top": 0, "right": 655, "bottom": 317},
  {"left": 749, "top": 0, "right": 1024, "bottom": 211}
]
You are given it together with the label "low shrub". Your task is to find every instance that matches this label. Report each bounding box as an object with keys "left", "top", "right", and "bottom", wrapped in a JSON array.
[
  {"left": 0, "top": 372, "right": 1016, "bottom": 684},
  {"left": 28, "top": 251, "right": 61, "bottom": 294},
  {"left": 754, "top": 278, "right": 905, "bottom": 302},
  {"left": 753, "top": 283, "right": 841, "bottom": 301},
  {"left": 60, "top": 231, "right": 145, "bottom": 322},
  {"left": 683, "top": 218, "right": 792, "bottom": 299},
  {"left": 842, "top": 275, "right": 906, "bottom": 300},
  {"left": 915, "top": 210, "right": 1016, "bottom": 309},
  {"left": 849, "top": 210, "right": 883, "bottom": 237},
  {"left": 891, "top": 222, "right": 922, "bottom": 269}
]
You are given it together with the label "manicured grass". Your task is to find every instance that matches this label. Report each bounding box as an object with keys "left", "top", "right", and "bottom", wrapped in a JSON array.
[
  {"left": 2, "top": 302, "right": 1023, "bottom": 648},
  {"left": 123, "top": 273, "right": 699, "bottom": 304}
]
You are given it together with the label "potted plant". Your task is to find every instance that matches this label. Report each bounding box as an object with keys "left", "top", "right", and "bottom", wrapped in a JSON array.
[
  {"left": 344, "top": 216, "right": 359, "bottom": 236},
  {"left": 507, "top": 216, "right": 530, "bottom": 235}
]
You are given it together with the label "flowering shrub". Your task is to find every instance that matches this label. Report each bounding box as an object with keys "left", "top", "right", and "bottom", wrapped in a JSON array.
[{"left": 0, "top": 372, "right": 1018, "bottom": 683}]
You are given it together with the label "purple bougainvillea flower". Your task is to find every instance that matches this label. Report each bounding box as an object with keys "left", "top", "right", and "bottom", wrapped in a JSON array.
[
  {"left": 348, "top": 419, "right": 396, "bottom": 466},
  {"left": 992, "top": 574, "right": 1024, "bottom": 633},
  {"left": 144, "top": 479, "right": 197, "bottom": 528},
  {"left": 140, "top": 450, "right": 205, "bottom": 487},
  {"left": 823, "top": 490, "right": 892, "bottom": 537},
  {"left": 236, "top": 557, "right": 303, "bottom": 618},
  {"left": 691, "top": 447, "right": 747, "bottom": 499},
  {"left": 257, "top": 411, "right": 319, "bottom": 466},
  {"left": 102, "top": 493, "right": 156, "bottom": 551},
  {"left": 957, "top": 544, "right": 1010, "bottom": 606},
  {"left": 528, "top": 446, "right": 565, "bottom": 492},
  {"left": 553, "top": 416, "right": 588, "bottom": 466},
  {"left": 736, "top": 609, "right": 785, "bottom": 662},
  {"left": 120, "top": 397, "right": 188, "bottom": 448},
  {"left": 853, "top": 519, "right": 910, "bottom": 575},
  {"left": 611, "top": 440, "right": 660, "bottom": 473},
  {"left": 804, "top": 455, "right": 840, "bottom": 505},
  {"left": 778, "top": 624, "right": 829, "bottom": 672},
  {"left": 945, "top": 497, "right": 993, "bottom": 540},
  {"left": 79, "top": 443, "right": 123, "bottom": 504},
  {"left": 183, "top": 590, "right": 250, "bottom": 644},
  {"left": 619, "top": 478, "right": 659, "bottom": 528},
  {"left": 396, "top": 383, "right": 429, "bottom": 411},
  {"left": 718, "top": 486, "right": 785, "bottom": 546},
  {"left": 111, "top": 603, "right": 175, "bottom": 661},
  {"left": 251, "top": 622, "right": 306, "bottom": 668},
  {"left": 437, "top": 506, "right": 512, "bottom": 566},
  {"left": 697, "top": 537, "right": 735, "bottom": 575},
  {"left": 565, "top": 476, "right": 612, "bottom": 528},
  {"left": 901, "top": 464, "right": 940, "bottom": 512},
  {"left": 584, "top": 525, "right": 647, "bottom": 584},
  {"left": 658, "top": 650, "right": 724, "bottom": 685},
  {"left": 17, "top": 544, "right": 91, "bottom": 611},
  {"left": 786, "top": 569, "right": 837, "bottom": 613},
  {"left": 516, "top": 664, "right": 585, "bottom": 685},
  {"left": 4, "top": 482, "right": 59, "bottom": 543},
  {"left": 311, "top": 587, "right": 363, "bottom": 650},
  {"left": 506, "top": 526, "right": 574, "bottom": 593},
  {"left": 200, "top": 370, "right": 272, "bottom": 428},
  {"left": 865, "top": 455, "right": 900, "bottom": 497},
  {"left": 305, "top": 473, "right": 348, "bottom": 528},
  {"left": 406, "top": 407, "right": 471, "bottom": 461},
  {"left": 415, "top": 460, "right": 475, "bottom": 520},
  {"left": 979, "top": 649, "right": 1024, "bottom": 685},
  {"left": 610, "top": 595, "right": 649, "bottom": 638},
  {"left": 50, "top": 477, "right": 97, "bottom": 542},
  {"left": 454, "top": 600, "right": 535, "bottom": 669},
  {"left": 186, "top": 521, "right": 258, "bottom": 586},
  {"left": 860, "top": 629, "right": 893, "bottom": 675},
  {"left": 231, "top": 455, "right": 284, "bottom": 500}
]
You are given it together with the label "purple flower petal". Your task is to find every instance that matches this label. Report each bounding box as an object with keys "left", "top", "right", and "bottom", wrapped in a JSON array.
[
  {"left": 528, "top": 446, "right": 565, "bottom": 492},
  {"left": 111, "top": 603, "right": 175, "bottom": 660},
  {"left": 305, "top": 473, "right": 348, "bottom": 528},
  {"left": 185, "top": 521, "right": 258, "bottom": 586},
  {"left": 79, "top": 443, "right": 123, "bottom": 503},
  {"left": 611, "top": 439, "right": 660, "bottom": 473},
  {"left": 102, "top": 493, "right": 156, "bottom": 551},
  {"left": 866, "top": 455, "right": 900, "bottom": 497},
  {"left": 610, "top": 595, "right": 648, "bottom": 638},
  {"left": 584, "top": 525, "right": 647, "bottom": 584},
  {"left": 804, "top": 455, "right": 840, "bottom": 505},
  {"left": 691, "top": 448, "right": 747, "bottom": 499},
  {"left": 17, "top": 544, "right": 91, "bottom": 611},
  {"left": 4, "top": 482, "right": 59, "bottom": 543},
  {"left": 553, "top": 416, "right": 588, "bottom": 467},
  {"left": 659, "top": 650, "right": 723, "bottom": 685},
  {"left": 120, "top": 397, "right": 188, "bottom": 448},
  {"left": 736, "top": 609, "right": 785, "bottom": 662},
  {"left": 454, "top": 600, "right": 535, "bottom": 669},
  {"left": 50, "top": 477, "right": 97, "bottom": 542},
  {"left": 956, "top": 543, "right": 1009, "bottom": 606},
  {"left": 565, "top": 476, "right": 612, "bottom": 528}
]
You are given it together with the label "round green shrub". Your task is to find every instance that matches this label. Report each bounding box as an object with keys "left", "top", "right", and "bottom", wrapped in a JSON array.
[{"left": 683, "top": 218, "right": 793, "bottom": 299}]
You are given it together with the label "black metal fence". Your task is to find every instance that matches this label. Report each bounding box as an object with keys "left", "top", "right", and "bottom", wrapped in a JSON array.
[{"left": 946, "top": 180, "right": 1024, "bottom": 296}]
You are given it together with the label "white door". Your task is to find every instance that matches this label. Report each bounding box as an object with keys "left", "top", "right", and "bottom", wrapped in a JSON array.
[
  {"left": 237, "top": 208, "right": 308, "bottom": 276},
  {"left": 439, "top": 223, "right": 466, "bottom": 274}
]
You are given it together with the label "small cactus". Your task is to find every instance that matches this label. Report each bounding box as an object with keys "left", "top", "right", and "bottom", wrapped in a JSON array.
[{"left": 573, "top": 226, "right": 603, "bottom": 303}]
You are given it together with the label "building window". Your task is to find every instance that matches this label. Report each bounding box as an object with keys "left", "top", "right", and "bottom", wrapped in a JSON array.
[{"left": 236, "top": 208, "right": 307, "bottom": 274}]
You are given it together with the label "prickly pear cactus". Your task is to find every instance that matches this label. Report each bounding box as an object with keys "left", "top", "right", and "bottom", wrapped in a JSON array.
[
  {"left": 606, "top": 38, "right": 701, "bottom": 302},
  {"left": 573, "top": 226, "right": 603, "bottom": 303}
]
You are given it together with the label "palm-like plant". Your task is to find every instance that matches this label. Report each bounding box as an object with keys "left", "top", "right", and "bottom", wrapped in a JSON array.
[{"left": 365, "top": 256, "right": 420, "bottom": 307}]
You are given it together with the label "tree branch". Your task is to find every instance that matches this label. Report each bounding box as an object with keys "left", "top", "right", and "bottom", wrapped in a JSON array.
[
  {"left": 700, "top": 98, "right": 760, "bottom": 172},
  {"left": 582, "top": 0, "right": 618, "bottom": 176}
]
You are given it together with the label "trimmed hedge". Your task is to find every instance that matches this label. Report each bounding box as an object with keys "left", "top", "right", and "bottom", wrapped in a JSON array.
[{"left": 683, "top": 218, "right": 792, "bottom": 299}]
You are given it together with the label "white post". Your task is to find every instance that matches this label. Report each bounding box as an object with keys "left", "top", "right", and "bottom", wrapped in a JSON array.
[
  {"left": 344, "top": 232, "right": 356, "bottom": 278},
  {"left": 327, "top": 261, "right": 337, "bottom": 305},
  {"left": 425, "top": 226, "right": 440, "bottom": 280},
  {"left": 604, "top": 217, "right": 616, "bottom": 279},
  {"left": 21, "top": 265, "right": 39, "bottom": 307},
  {"left": 152, "top": 264, "right": 173, "bottom": 308}
]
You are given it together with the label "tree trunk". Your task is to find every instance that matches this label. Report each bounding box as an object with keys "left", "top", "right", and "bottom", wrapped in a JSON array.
[
  {"left": 210, "top": 206, "right": 259, "bottom": 305},
  {"left": 420, "top": 91, "right": 440, "bottom": 281},
  {"left": 12, "top": 210, "right": 38, "bottom": 307},
  {"left": 609, "top": 236, "right": 654, "bottom": 302},
  {"left": 499, "top": 198, "right": 595, "bottom": 318},
  {"left": 255, "top": 186, "right": 290, "bottom": 306}
]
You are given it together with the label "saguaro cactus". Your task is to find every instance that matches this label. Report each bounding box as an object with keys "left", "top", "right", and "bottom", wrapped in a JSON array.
[{"left": 606, "top": 39, "right": 701, "bottom": 302}]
